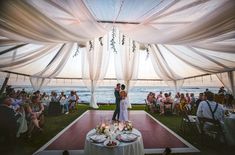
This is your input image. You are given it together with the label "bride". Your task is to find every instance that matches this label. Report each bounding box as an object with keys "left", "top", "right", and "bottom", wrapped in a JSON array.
[{"left": 119, "top": 88, "right": 128, "bottom": 122}]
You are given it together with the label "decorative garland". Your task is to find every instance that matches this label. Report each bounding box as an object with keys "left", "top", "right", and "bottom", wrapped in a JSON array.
[
  {"left": 73, "top": 43, "right": 80, "bottom": 58},
  {"left": 110, "top": 27, "right": 117, "bottom": 53},
  {"left": 99, "top": 37, "right": 103, "bottom": 46},
  {"left": 132, "top": 41, "right": 136, "bottom": 53},
  {"left": 89, "top": 41, "right": 93, "bottom": 52},
  {"left": 145, "top": 44, "right": 150, "bottom": 59},
  {"left": 122, "top": 35, "right": 125, "bottom": 45}
]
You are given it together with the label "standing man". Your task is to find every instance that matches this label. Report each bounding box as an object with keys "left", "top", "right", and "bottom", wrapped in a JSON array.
[{"left": 112, "top": 83, "right": 121, "bottom": 121}]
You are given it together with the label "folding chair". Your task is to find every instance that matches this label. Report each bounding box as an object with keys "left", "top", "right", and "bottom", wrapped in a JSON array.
[
  {"left": 180, "top": 107, "right": 197, "bottom": 134},
  {"left": 197, "top": 117, "right": 226, "bottom": 145}
]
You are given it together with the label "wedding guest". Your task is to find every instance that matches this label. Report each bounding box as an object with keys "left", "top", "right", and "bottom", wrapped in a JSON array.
[
  {"left": 27, "top": 96, "right": 44, "bottom": 138},
  {"left": 146, "top": 92, "right": 156, "bottom": 113},
  {"left": 67, "top": 91, "right": 76, "bottom": 112},
  {"left": 179, "top": 93, "right": 187, "bottom": 111},
  {"left": 173, "top": 93, "right": 180, "bottom": 115},
  {"left": 0, "top": 96, "right": 18, "bottom": 147},
  {"left": 119, "top": 91, "right": 128, "bottom": 122},
  {"left": 163, "top": 147, "right": 171, "bottom": 155},
  {"left": 112, "top": 83, "right": 121, "bottom": 121},
  {"left": 197, "top": 91, "right": 224, "bottom": 122},
  {"left": 218, "top": 86, "right": 226, "bottom": 95},
  {"left": 195, "top": 93, "right": 204, "bottom": 110}
]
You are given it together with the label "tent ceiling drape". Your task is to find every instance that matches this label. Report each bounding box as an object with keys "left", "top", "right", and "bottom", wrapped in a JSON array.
[{"left": 0, "top": 0, "right": 234, "bottom": 86}]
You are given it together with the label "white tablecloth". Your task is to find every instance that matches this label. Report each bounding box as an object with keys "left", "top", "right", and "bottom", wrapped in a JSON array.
[
  {"left": 224, "top": 114, "right": 235, "bottom": 145},
  {"left": 84, "top": 128, "right": 144, "bottom": 155}
]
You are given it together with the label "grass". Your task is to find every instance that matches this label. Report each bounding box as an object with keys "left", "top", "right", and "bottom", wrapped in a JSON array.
[{"left": 2, "top": 104, "right": 234, "bottom": 155}]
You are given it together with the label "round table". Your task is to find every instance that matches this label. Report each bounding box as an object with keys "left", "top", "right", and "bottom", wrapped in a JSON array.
[{"left": 84, "top": 128, "right": 144, "bottom": 155}]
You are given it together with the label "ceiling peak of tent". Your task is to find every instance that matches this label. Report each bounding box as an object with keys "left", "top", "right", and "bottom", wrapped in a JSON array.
[{"left": 97, "top": 20, "right": 139, "bottom": 25}]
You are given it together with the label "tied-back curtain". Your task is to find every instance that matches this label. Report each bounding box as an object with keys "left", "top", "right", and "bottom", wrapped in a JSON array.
[
  {"left": 30, "top": 43, "right": 74, "bottom": 90},
  {"left": 82, "top": 35, "right": 110, "bottom": 108},
  {"left": 114, "top": 35, "right": 140, "bottom": 108},
  {"left": 216, "top": 71, "right": 235, "bottom": 97}
]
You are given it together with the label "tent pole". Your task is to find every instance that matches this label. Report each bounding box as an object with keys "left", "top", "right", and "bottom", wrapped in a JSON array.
[{"left": 0, "top": 73, "right": 10, "bottom": 96}]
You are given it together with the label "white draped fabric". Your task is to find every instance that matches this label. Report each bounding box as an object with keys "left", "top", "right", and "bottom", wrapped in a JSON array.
[
  {"left": 82, "top": 36, "right": 110, "bottom": 108},
  {"left": 118, "top": 0, "right": 235, "bottom": 46},
  {"left": 0, "top": 0, "right": 235, "bottom": 103},
  {"left": 0, "top": 0, "right": 110, "bottom": 44},
  {"left": 30, "top": 43, "right": 74, "bottom": 90}
]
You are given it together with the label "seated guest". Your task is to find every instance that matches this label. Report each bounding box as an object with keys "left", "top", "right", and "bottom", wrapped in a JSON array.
[
  {"left": 161, "top": 93, "right": 173, "bottom": 115},
  {"left": 27, "top": 96, "right": 44, "bottom": 138},
  {"left": 146, "top": 92, "right": 156, "bottom": 112},
  {"left": 195, "top": 93, "right": 204, "bottom": 110},
  {"left": 179, "top": 93, "right": 188, "bottom": 112},
  {"left": 67, "top": 91, "right": 76, "bottom": 111},
  {"left": 173, "top": 93, "right": 180, "bottom": 115},
  {"left": 218, "top": 86, "right": 226, "bottom": 95},
  {"left": 196, "top": 91, "right": 224, "bottom": 133},
  {"left": 0, "top": 96, "right": 18, "bottom": 147},
  {"left": 16, "top": 93, "right": 28, "bottom": 138},
  {"left": 59, "top": 92, "right": 68, "bottom": 114}
]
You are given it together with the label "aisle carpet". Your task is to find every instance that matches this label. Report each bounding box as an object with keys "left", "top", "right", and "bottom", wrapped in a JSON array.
[{"left": 35, "top": 110, "right": 199, "bottom": 154}]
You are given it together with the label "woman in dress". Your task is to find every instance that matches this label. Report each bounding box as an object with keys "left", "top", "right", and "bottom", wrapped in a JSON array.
[{"left": 119, "top": 90, "right": 128, "bottom": 122}]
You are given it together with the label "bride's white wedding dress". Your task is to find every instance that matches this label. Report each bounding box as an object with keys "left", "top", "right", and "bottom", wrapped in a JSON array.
[{"left": 119, "top": 98, "right": 128, "bottom": 121}]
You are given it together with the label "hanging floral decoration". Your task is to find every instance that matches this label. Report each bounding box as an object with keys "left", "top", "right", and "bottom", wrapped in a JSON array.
[
  {"left": 99, "top": 37, "right": 103, "bottom": 46},
  {"left": 145, "top": 44, "right": 150, "bottom": 60},
  {"left": 132, "top": 41, "right": 136, "bottom": 53},
  {"left": 110, "top": 27, "right": 117, "bottom": 53},
  {"left": 122, "top": 35, "right": 125, "bottom": 45},
  {"left": 73, "top": 43, "right": 80, "bottom": 58},
  {"left": 89, "top": 41, "right": 93, "bottom": 52}
]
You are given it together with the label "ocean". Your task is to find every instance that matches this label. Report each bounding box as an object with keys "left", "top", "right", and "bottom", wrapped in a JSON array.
[{"left": 13, "top": 86, "right": 220, "bottom": 104}]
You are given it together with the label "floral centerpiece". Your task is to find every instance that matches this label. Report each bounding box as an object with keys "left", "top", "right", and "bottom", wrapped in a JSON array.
[
  {"left": 95, "top": 123, "right": 108, "bottom": 134},
  {"left": 123, "top": 121, "right": 133, "bottom": 131}
]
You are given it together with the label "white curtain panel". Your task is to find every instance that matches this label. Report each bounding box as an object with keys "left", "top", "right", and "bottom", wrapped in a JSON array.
[
  {"left": 216, "top": 72, "right": 235, "bottom": 96},
  {"left": 149, "top": 44, "right": 181, "bottom": 81},
  {"left": 82, "top": 35, "right": 110, "bottom": 108},
  {"left": 114, "top": 33, "right": 140, "bottom": 108}
]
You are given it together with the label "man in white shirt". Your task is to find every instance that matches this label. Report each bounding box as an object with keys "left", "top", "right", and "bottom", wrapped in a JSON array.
[
  {"left": 197, "top": 91, "right": 224, "bottom": 122},
  {"left": 196, "top": 91, "right": 225, "bottom": 142}
]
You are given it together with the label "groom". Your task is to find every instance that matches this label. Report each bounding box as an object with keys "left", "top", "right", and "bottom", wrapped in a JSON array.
[{"left": 112, "top": 83, "right": 121, "bottom": 121}]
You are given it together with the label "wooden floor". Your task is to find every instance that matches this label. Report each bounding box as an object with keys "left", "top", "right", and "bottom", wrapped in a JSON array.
[{"left": 35, "top": 110, "right": 199, "bottom": 154}]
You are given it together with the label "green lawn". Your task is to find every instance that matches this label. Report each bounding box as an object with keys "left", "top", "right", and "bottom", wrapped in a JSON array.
[{"left": 3, "top": 104, "right": 234, "bottom": 155}]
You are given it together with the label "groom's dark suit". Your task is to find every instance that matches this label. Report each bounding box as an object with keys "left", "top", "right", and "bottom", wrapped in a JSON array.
[{"left": 112, "top": 89, "right": 120, "bottom": 120}]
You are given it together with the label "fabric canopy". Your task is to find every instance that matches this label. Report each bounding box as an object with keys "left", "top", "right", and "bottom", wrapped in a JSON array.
[{"left": 0, "top": 0, "right": 235, "bottom": 106}]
